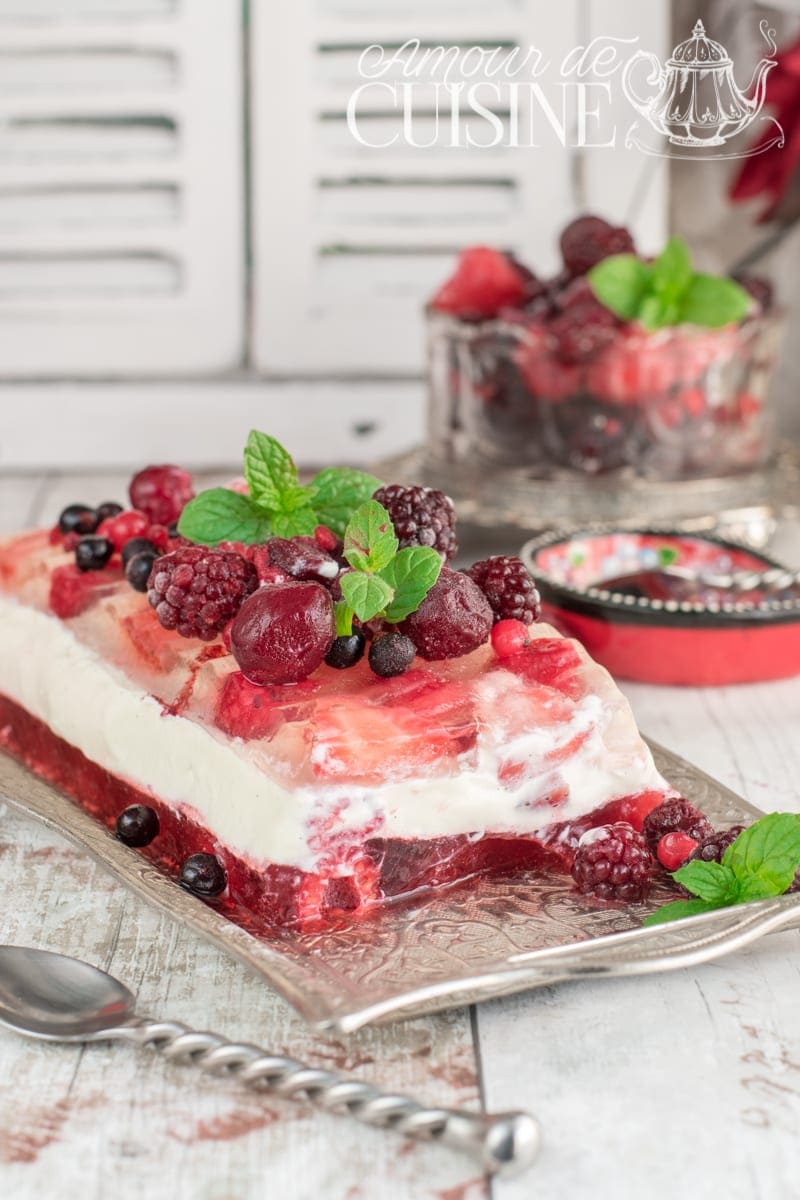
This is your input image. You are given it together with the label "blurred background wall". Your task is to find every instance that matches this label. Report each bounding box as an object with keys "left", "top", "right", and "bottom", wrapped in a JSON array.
[{"left": 0, "top": 0, "right": 796, "bottom": 468}]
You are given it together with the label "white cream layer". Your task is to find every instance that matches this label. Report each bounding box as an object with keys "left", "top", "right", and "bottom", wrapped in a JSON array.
[{"left": 0, "top": 594, "right": 668, "bottom": 871}]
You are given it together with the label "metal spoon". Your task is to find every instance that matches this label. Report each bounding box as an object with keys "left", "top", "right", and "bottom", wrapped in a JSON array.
[{"left": 0, "top": 945, "right": 539, "bottom": 1177}]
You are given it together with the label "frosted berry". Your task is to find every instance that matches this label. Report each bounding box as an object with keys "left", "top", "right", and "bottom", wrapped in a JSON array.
[
  {"left": 326, "top": 631, "right": 366, "bottom": 670},
  {"left": 491, "top": 619, "right": 531, "bottom": 658},
  {"left": 97, "top": 509, "right": 149, "bottom": 551},
  {"left": 75, "top": 536, "right": 114, "bottom": 572},
  {"left": 58, "top": 504, "right": 96, "bottom": 536},
  {"left": 465, "top": 556, "right": 541, "bottom": 624},
  {"left": 560, "top": 215, "right": 635, "bottom": 277},
  {"left": 657, "top": 832, "right": 699, "bottom": 873},
  {"left": 230, "top": 580, "right": 335, "bottom": 685},
  {"left": 121, "top": 536, "right": 160, "bottom": 567},
  {"left": 368, "top": 633, "right": 416, "bottom": 678},
  {"left": 179, "top": 852, "right": 226, "bottom": 898},
  {"left": 129, "top": 464, "right": 195, "bottom": 526},
  {"left": 125, "top": 550, "right": 159, "bottom": 593},
  {"left": 398, "top": 566, "right": 492, "bottom": 660},
  {"left": 147, "top": 545, "right": 258, "bottom": 641},
  {"left": 266, "top": 537, "right": 340, "bottom": 586},
  {"left": 689, "top": 825, "right": 746, "bottom": 864},
  {"left": 116, "top": 804, "right": 159, "bottom": 848},
  {"left": 372, "top": 484, "right": 457, "bottom": 561},
  {"left": 572, "top": 823, "right": 652, "bottom": 903},
  {"left": 642, "top": 799, "right": 713, "bottom": 857}
]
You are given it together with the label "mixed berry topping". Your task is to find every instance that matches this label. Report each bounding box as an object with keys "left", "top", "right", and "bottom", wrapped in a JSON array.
[
  {"left": 129, "top": 464, "right": 195, "bottom": 526},
  {"left": 325, "top": 631, "right": 366, "bottom": 671},
  {"left": 398, "top": 567, "right": 493, "bottom": 661},
  {"left": 115, "top": 804, "right": 160, "bottom": 847},
  {"left": 75, "top": 536, "right": 114, "bottom": 573},
  {"left": 465, "top": 556, "right": 541, "bottom": 625},
  {"left": 559, "top": 214, "right": 636, "bottom": 278},
  {"left": 230, "top": 580, "right": 335, "bottom": 685},
  {"left": 372, "top": 484, "right": 457, "bottom": 562},
  {"left": 147, "top": 545, "right": 258, "bottom": 641},
  {"left": 572, "top": 822, "right": 652, "bottom": 903},
  {"left": 368, "top": 633, "right": 416, "bottom": 678},
  {"left": 642, "top": 799, "right": 714, "bottom": 857},
  {"left": 179, "top": 852, "right": 227, "bottom": 898}
]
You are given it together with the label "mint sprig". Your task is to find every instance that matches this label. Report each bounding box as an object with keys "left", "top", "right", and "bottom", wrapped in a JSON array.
[
  {"left": 335, "top": 500, "right": 442, "bottom": 632},
  {"left": 178, "top": 430, "right": 383, "bottom": 546},
  {"left": 644, "top": 813, "right": 800, "bottom": 927},
  {"left": 590, "top": 236, "right": 751, "bottom": 332}
]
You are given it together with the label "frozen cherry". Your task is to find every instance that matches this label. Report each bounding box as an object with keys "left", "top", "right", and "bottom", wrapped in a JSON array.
[
  {"left": 325, "top": 631, "right": 366, "bottom": 670},
  {"left": 115, "top": 804, "right": 159, "bottom": 847},
  {"left": 179, "top": 852, "right": 227, "bottom": 898},
  {"left": 129, "top": 464, "right": 195, "bottom": 526},
  {"left": 265, "top": 537, "right": 340, "bottom": 586},
  {"left": 399, "top": 567, "right": 493, "bottom": 660},
  {"left": 75, "top": 536, "right": 114, "bottom": 572},
  {"left": 231, "top": 580, "right": 335, "bottom": 685},
  {"left": 368, "top": 633, "right": 416, "bottom": 677},
  {"left": 59, "top": 504, "right": 97, "bottom": 536}
]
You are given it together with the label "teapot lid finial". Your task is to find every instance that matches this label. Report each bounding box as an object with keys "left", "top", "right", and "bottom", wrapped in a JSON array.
[{"left": 693, "top": 19, "right": 706, "bottom": 37}]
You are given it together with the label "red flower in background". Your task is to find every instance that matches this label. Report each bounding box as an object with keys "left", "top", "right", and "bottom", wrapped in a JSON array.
[{"left": 730, "top": 33, "right": 800, "bottom": 222}]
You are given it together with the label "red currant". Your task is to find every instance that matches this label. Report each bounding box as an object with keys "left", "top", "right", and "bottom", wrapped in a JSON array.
[
  {"left": 491, "top": 619, "right": 531, "bottom": 658},
  {"left": 657, "top": 832, "right": 699, "bottom": 873},
  {"left": 96, "top": 510, "right": 149, "bottom": 551}
]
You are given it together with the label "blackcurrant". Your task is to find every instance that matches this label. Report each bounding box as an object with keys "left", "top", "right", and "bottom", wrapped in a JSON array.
[
  {"left": 125, "top": 551, "right": 158, "bottom": 593},
  {"left": 95, "top": 501, "right": 124, "bottom": 524},
  {"left": 121, "top": 537, "right": 160, "bottom": 567},
  {"left": 115, "top": 804, "right": 159, "bottom": 847},
  {"left": 75, "top": 536, "right": 114, "bottom": 572},
  {"left": 179, "top": 853, "right": 227, "bottom": 898},
  {"left": 325, "top": 631, "right": 366, "bottom": 670},
  {"left": 368, "top": 633, "right": 416, "bottom": 678},
  {"left": 58, "top": 504, "right": 97, "bottom": 536}
]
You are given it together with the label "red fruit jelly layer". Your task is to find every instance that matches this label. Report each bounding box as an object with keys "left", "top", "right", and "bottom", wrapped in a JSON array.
[{"left": 0, "top": 692, "right": 664, "bottom": 933}]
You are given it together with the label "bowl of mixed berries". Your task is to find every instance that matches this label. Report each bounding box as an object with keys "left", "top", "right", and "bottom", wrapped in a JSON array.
[{"left": 426, "top": 215, "right": 783, "bottom": 481}]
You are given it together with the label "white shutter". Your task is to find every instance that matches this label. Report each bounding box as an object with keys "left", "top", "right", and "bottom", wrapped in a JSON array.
[
  {"left": 251, "top": 0, "right": 669, "bottom": 375},
  {"left": 0, "top": 0, "right": 243, "bottom": 375}
]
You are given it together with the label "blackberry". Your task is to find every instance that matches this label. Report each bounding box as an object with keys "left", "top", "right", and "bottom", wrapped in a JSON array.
[
  {"left": 372, "top": 484, "right": 457, "bottom": 562},
  {"left": 148, "top": 545, "right": 258, "bottom": 641},
  {"left": 75, "top": 536, "right": 114, "bottom": 572},
  {"left": 398, "top": 567, "right": 493, "bottom": 661},
  {"left": 368, "top": 633, "right": 416, "bottom": 678},
  {"left": 116, "top": 804, "right": 159, "bottom": 848},
  {"left": 465, "top": 556, "right": 541, "bottom": 625},
  {"left": 179, "top": 852, "right": 227, "bottom": 898},
  {"left": 572, "top": 823, "right": 652, "bottom": 903},
  {"left": 642, "top": 799, "right": 713, "bottom": 857},
  {"left": 689, "top": 825, "right": 746, "bottom": 864}
]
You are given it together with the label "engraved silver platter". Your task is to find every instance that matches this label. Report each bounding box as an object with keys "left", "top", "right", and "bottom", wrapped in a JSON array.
[{"left": 2, "top": 744, "right": 798, "bottom": 1033}]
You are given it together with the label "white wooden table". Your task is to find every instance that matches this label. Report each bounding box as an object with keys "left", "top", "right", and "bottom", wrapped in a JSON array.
[{"left": 1, "top": 471, "right": 799, "bottom": 1200}]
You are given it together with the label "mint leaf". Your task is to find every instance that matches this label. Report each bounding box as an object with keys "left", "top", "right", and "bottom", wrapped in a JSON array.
[
  {"left": 672, "top": 860, "right": 739, "bottom": 905},
  {"left": 178, "top": 488, "right": 273, "bottom": 546},
  {"left": 270, "top": 507, "right": 319, "bottom": 538},
  {"left": 643, "top": 898, "right": 723, "bottom": 927},
  {"left": 311, "top": 468, "right": 384, "bottom": 539},
  {"left": 381, "top": 547, "right": 442, "bottom": 623},
  {"left": 589, "top": 254, "right": 652, "bottom": 321},
  {"left": 639, "top": 293, "right": 680, "bottom": 331},
  {"left": 340, "top": 570, "right": 394, "bottom": 623},
  {"left": 723, "top": 813, "right": 800, "bottom": 896},
  {"left": 678, "top": 275, "right": 751, "bottom": 329},
  {"left": 344, "top": 501, "right": 398, "bottom": 574},
  {"left": 334, "top": 600, "right": 355, "bottom": 637},
  {"left": 652, "top": 236, "right": 693, "bottom": 301},
  {"left": 243, "top": 430, "right": 298, "bottom": 508}
]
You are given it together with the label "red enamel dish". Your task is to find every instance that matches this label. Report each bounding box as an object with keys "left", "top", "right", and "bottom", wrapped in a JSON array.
[{"left": 521, "top": 527, "right": 800, "bottom": 686}]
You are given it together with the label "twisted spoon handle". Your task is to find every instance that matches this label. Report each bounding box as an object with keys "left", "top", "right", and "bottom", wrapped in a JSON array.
[{"left": 111, "top": 1019, "right": 539, "bottom": 1177}]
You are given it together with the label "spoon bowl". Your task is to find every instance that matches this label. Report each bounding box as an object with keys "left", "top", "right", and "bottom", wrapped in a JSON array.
[{"left": 0, "top": 946, "right": 134, "bottom": 1041}]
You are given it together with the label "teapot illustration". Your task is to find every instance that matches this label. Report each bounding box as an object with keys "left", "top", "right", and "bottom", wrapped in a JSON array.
[{"left": 622, "top": 19, "right": 776, "bottom": 147}]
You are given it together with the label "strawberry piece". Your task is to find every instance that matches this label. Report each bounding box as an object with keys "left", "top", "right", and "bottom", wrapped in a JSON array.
[
  {"left": 119, "top": 606, "right": 185, "bottom": 674},
  {"left": 430, "top": 247, "right": 530, "bottom": 320},
  {"left": 215, "top": 672, "right": 317, "bottom": 741},
  {"left": 49, "top": 563, "right": 112, "bottom": 619},
  {"left": 514, "top": 337, "right": 581, "bottom": 401},
  {"left": 504, "top": 638, "right": 585, "bottom": 700}
]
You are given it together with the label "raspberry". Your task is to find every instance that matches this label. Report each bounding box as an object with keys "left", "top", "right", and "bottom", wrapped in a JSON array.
[
  {"left": 372, "top": 484, "right": 457, "bottom": 561},
  {"left": 230, "top": 580, "right": 335, "bottom": 684},
  {"left": 465, "top": 556, "right": 541, "bottom": 624},
  {"left": 642, "top": 799, "right": 714, "bottom": 857},
  {"left": 129, "top": 464, "right": 195, "bottom": 526},
  {"left": 214, "top": 672, "right": 317, "bottom": 740},
  {"left": 96, "top": 509, "right": 149, "bottom": 552},
  {"left": 572, "top": 823, "right": 652, "bottom": 903},
  {"left": 49, "top": 563, "right": 108, "bottom": 619},
  {"left": 689, "top": 825, "right": 746, "bottom": 864},
  {"left": 550, "top": 299, "right": 619, "bottom": 364},
  {"left": 398, "top": 566, "right": 493, "bottom": 661},
  {"left": 265, "top": 537, "right": 340, "bottom": 586},
  {"left": 491, "top": 619, "right": 531, "bottom": 658},
  {"left": 147, "top": 545, "right": 258, "bottom": 641},
  {"left": 560, "top": 215, "right": 635, "bottom": 277},
  {"left": 657, "top": 832, "right": 699, "bottom": 872},
  {"left": 430, "top": 246, "right": 530, "bottom": 320}
]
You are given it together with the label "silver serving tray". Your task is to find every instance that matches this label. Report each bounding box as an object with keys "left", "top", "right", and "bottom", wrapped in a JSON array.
[{"left": 2, "top": 743, "right": 798, "bottom": 1033}]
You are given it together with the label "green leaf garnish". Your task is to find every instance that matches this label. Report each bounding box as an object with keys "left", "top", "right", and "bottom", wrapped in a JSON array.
[
  {"left": 177, "top": 489, "right": 273, "bottom": 546},
  {"left": 343, "top": 499, "right": 398, "bottom": 574},
  {"left": 382, "top": 547, "right": 443, "bottom": 623},
  {"left": 340, "top": 571, "right": 394, "bottom": 623},
  {"left": 644, "top": 812, "right": 800, "bottom": 927},
  {"left": 177, "top": 430, "right": 385, "bottom": 547},
  {"left": 589, "top": 236, "right": 751, "bottom": 331}
]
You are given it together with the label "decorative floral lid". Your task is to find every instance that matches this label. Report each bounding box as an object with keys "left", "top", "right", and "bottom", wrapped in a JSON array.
[{"left": 669, "top": 19, "right": 732, "bottom": 68}]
